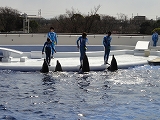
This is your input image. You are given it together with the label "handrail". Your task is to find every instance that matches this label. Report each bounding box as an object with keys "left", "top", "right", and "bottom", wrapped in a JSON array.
[{"left": 0, "top": 47, "right": 23, "bottom": 62}]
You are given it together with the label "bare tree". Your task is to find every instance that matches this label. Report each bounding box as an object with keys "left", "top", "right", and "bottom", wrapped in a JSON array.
[
  {"left": 65, "top": 8, "right": 84, "bottom": 33},
  {"left": 54, "top": 14, "right": 71, "bottom": 32},
  {"left": 0, "top": 7, "right": 21, "bottom": 32},
  {"left": 100, "top": 15, "right": 117, "bottom": 33},
  {"left": 84, "top": 5, "right": 101, "bottom": 33},
  {"left": 55, "top": 5, "right": 101, "bottom": 33},
  {"left": 117, "top": 13, "right": 129, "bottom": 33}
]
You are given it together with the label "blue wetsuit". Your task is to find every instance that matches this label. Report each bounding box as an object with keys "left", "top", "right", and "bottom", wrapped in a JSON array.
[
  {"left": 47, "top": 32, "right": 58, "bottom": 55},
  {"left": 76, "top": 36, "right": 88, "bottom": 62},
  {"left": 42, "top": 41, "right": 55, "bottom": 65},
  {"left": 103, "top": 35, "right": 112, "bottom": 63},
  {"left": 152, "top": 32, "right": 158, "bottom": 46}
]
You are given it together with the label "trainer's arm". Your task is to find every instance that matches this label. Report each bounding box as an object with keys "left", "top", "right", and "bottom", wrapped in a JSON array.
[{"left": 76, "top": 37, "right": 80, "bottom": 48}]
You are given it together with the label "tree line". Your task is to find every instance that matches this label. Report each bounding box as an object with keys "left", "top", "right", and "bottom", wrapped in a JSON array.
[{"left": 0, "top": 6, "right": 160, "bottom": 34}]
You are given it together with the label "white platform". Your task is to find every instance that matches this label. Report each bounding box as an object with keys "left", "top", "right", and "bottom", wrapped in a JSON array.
[
  {"left": 0, "top": 43, "right": 159, "bottom": 72},
  {"left": 0, "top": 51, "right": 158, "bottom": 72}
]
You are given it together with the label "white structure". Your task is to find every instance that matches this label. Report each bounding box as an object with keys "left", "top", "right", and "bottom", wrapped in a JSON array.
[
  {"left": 0, "top": 41, "right": 159, "bottom": 72},
  {"left": 134, "top": 41, "right": 150, "bottom": 56}
]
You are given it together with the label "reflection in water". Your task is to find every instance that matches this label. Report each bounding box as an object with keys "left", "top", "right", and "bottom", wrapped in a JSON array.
[
  {"left": 42, "top": 73, "right": 55, "bottom": 86},
  {"left": 41, "top": 73, "right": 57, "bottom": 96},
  {"left": 42, "top": 74, "right": 55, "bottom": 85},
  {"left": 77, "top": 74, "right": 91, "bottom": 89}
]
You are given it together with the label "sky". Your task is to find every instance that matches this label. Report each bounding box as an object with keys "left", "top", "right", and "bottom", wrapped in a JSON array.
[{"left": 0, "top": 0, "right": 160, "bottom": 20}]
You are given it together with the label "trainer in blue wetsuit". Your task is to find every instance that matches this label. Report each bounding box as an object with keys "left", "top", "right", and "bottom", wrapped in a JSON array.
[
  {"left": 103, "top": 31, "right": 112, "bottom": 64},
  {"left": 152, "top": 31, "right": 158, "bottom": 46},
  {"left": 76, "top": 32, "right": 89, "bottom": 63},
  {"left": 42, "top": 38, "right": 56, "bottom": 66},
  {"left": 47, "top": 27, "right": 58, "bottom": 57}
]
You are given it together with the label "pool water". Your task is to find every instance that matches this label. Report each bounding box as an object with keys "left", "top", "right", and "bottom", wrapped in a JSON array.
[{"left": 0, "top": 65, "right": 160, "bottom": 120}]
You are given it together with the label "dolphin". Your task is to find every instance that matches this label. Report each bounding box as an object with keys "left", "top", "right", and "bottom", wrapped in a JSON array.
[
  {"left": 54, "top": 60, "right": 63, "bottom": 72},
  {"left": 40, "top": 59, "right": 49, "bottom": 73},
  {"left": 79, "top": 54, "right": 90, "bottom": 73},
  {"left": 107, "top": 55, "right": 118, "bottom": 72}
]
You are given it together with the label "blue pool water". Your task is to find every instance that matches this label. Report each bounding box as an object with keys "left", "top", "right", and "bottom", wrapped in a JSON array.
[{"left": 0, "top": 65, "right": 160, "bottom": 120}]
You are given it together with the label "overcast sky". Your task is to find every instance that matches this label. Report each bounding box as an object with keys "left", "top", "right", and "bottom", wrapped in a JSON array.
[{"left": 0, "top": 0, "right": 160, "bottom": 20}]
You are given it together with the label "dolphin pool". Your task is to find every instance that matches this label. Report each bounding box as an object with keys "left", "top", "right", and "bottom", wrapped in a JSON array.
[{"left": 0, "top": 65, "right": 160, "bottom": 120}]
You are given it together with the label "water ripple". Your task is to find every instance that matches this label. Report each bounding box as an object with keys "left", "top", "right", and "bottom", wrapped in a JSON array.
[{"left": 0, "top": 66, "right": 160, "bottom": 119}]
